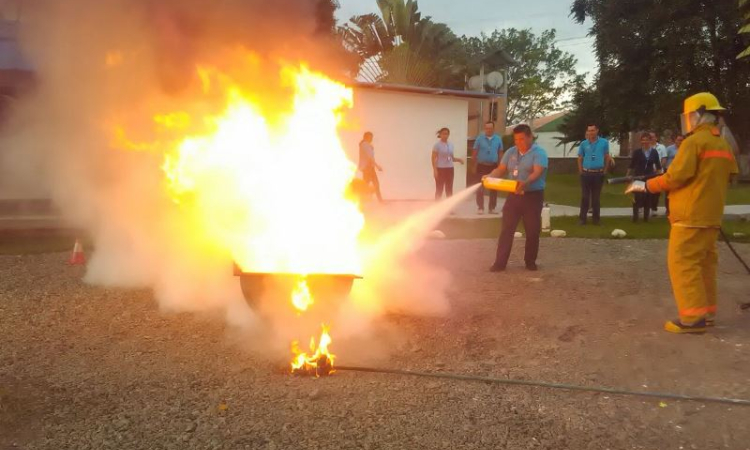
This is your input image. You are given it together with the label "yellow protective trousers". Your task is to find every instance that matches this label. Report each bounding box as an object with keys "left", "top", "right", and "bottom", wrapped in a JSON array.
[{"left": 667, "top": 226, "right": 719, "bottom": 325}]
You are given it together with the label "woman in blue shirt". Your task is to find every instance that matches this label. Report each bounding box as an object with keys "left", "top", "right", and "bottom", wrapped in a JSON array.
[{"left": 431, "top": 127, "right": 465, "bottom": 200}]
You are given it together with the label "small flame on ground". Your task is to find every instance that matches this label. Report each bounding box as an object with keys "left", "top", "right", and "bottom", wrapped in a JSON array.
[
  {"left": 291, "top": 325, "right": 335, "bottom": 377},
  {"left": 291, "top": 278, "right": 313, "bottom": 313}
]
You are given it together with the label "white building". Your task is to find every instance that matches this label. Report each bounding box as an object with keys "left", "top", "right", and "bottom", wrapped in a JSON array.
[
  {"left": 507, "top": 112, "right": 621, "bottom": 158},
  {"left": 342, "top": 82, "right": 503, "bottom": 200}
]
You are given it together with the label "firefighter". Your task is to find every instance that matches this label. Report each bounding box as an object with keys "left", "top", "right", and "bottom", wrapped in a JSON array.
[{"left": 626, "top": 92, "right": 739, "bottom": 334}]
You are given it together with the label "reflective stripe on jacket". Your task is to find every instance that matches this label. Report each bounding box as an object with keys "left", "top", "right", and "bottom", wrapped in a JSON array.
[{"left": 646, "top": 124, "right": 738, "bottom": 227}]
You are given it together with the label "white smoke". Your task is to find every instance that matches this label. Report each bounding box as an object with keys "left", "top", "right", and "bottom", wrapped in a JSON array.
[{"left": 0, "top": 0, "right": 462, "bottom": 364}]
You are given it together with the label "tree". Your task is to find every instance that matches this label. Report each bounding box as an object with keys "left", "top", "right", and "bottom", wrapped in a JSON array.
[
  {"left": 458, "top": 29, "right": 583, "bottom": 125},
  {"left": 556, "top": 81, "right": 606, "bottom": 146},
  {"left": 568, "top": 0, "right": 750, "bottom": 154},
  {"left": 739, "top": 0, "right": 750, "bottom": 58},
  {"left": 339, "top": 0, "right": 459, "bottom": 86},
  {"left": 314, "top": 0, "right": 340, "bottom": 35}
]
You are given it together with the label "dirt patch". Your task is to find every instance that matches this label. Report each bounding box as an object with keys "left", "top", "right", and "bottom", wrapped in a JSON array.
[{"left": 1, "top": 240, "right": 749, "bottom": 449}]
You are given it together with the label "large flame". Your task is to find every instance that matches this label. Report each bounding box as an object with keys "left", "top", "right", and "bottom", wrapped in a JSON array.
[
  {"left": 160, "top": 64, "right": 364, "bottom": 276},
  {"left": 113, "top": 58, "right": 363, "bottom": 372}
]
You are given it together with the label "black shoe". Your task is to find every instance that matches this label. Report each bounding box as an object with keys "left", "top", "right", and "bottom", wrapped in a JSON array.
[
  {"left": 592, "top": 220, "right": 600, "bottom": 226},
  {"left": 489, "top": 264, "right": 506, "bottom": 273},
  {"left": 578, "top": 219, "right": 586, "bottom": 226},
  {"left": 525, "top": 263, "right": 538, "bottom": 271}
]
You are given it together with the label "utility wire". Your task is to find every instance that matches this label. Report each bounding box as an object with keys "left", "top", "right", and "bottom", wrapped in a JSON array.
[{"left": 336, "top": 366, "right": 750, "bottom": 407}]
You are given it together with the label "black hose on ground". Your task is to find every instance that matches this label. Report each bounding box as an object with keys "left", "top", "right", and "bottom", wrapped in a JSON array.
[
  {"left": 720, "top": 228, "right": 750, "bottom": 275},
  {"left": 719, "top": 228, "right": 750, "bottom": 309},
  {"left": 336, "top": 366, "right": 750, "bottom": 407}
]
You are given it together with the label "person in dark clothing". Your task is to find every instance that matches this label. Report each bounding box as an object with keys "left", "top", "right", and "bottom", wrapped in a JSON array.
[{"left": 628, "top": 133, "right": 662, "bottom": 222}]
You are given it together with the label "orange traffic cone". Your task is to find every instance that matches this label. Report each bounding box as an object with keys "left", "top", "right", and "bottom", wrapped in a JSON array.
[{"left": 68, "top": 239, "right": 86, "bottom": 265}]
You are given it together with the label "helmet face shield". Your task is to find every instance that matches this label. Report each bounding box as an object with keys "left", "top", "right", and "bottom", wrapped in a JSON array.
[{"left": 681, "top": 112, "right": 698, "bottom": 135}]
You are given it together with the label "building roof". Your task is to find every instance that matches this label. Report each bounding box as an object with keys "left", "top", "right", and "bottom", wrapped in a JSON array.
[
  {"left": 353, "top": 81, "right": 505, "bottom": 100},
  {"left": 505, "top": 111, "right": 568, "bottom": 134},
  {"left": 535, "top": 112, "right": 568, "bottom": 133}
]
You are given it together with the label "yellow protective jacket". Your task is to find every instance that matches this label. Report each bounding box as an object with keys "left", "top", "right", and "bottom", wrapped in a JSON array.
[{"left": 646, "top": 124, "right": 738, "bottom": 228}]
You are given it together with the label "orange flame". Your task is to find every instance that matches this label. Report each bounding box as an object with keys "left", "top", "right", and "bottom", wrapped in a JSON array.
[
  {"left": 291, "top": 324, "right": 335, "bottom": 376},
  {"left": 291, "top": 278, "right": 314, "bottom": 313},
  {"left": 159, "top": 65, "right": 364, "bottom": 276},
  {"left": 111, "top": 58, "right": 358, "bottom": 374}
]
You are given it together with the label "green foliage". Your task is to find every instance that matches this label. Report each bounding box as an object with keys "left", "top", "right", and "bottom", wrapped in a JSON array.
[
  {"left": 556, "top": 81, "right": 607, "bottom": 146},
  {"left": 567, "top": 0, "right": 750, "bottom": 153},
  {"left": 458, "top": 29, "right": 583, "bottom": 125},
  {"left": 340, "top": 0, "right": 460, "bottom": 86},
  {"left": 314, "top": 0, "right": 340, "bottom": 35},
  {"left": 739, "top": 0, "right": 750, "bottom": 58}
]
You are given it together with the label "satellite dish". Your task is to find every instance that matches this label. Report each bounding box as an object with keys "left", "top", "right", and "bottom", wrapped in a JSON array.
[
  {"left": 486, "top": 71, "right": 505, "bottom": 89},
  {"left": 467, "top": 75, "right": 483, "bottom": 91}
]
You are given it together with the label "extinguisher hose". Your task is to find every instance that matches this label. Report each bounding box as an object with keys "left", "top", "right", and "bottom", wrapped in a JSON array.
[{"left": 719, "top": 228, "right": 750, "bottom": 310}]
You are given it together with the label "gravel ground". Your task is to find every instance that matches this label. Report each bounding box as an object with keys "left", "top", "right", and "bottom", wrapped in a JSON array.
[{"left": 1, "top": 238, "right": 750, "bottom": 450}]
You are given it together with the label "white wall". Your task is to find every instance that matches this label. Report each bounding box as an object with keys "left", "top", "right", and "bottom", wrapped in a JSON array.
[{"left": 341, "top": 89, "right": 469, "bottom": 200}]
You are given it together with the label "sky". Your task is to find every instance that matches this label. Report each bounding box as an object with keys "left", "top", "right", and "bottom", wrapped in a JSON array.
[{"left": 336, "top": 0, "right": 597, "bottom": 77}]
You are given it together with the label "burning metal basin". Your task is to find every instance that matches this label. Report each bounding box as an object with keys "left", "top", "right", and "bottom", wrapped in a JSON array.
[{"left": 233, "top": 266, "right": 360, "bottom": 307}]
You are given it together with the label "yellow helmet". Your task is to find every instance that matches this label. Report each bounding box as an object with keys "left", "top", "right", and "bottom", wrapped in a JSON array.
[{"left": 683, "top": 92, "right": 726, "bottom": 114}]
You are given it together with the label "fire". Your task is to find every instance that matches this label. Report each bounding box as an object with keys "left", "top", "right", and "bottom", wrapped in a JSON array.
[
  {"left": 291, "top": 324, "right": 335, "bottom": 377},
  {"left": 291, "top": 278, "right": 314, "bottom": 313},
  {"left": 111, "top": 58, "right": 359, "bottom": 374},
  {"left": 159, "top": 64, "right": 364, "bottom": 276}
]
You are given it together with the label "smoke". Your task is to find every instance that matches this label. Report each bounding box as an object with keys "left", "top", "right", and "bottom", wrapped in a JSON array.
[{"left": 1, "top": 0, "right": 461, "bottom": 364}]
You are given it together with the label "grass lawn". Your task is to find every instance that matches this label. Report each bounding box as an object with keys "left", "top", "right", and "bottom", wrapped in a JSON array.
[
  {"left": 438, "top": 216, "right": 750, "bottom": 243},
  {"left": 0, "top": 234, "right": 86, "bottom": 255},
  {"left": 2, "top": 218, "right": 750, "bottom": 255},
  {"left": 544, "top": 174, "right": 750, "bottom": 208}
]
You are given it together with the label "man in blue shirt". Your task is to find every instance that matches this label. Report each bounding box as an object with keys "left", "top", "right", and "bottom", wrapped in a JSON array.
[
  {"left": 486, "top": 124, "right": 549, "bottom": 272},
  {"left": 577, "top": 124, "right": 612, "bottom": 225},
  {"left": 473, "top": 121, "right": 504, "bottom": 214}
]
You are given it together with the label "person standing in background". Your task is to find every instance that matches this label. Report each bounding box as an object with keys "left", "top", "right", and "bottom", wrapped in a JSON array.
[
  {"left": 577, "top": 124, "right": 612, "bottom": 225},
  {"left": 473, "top": 121, "right": 504, "bottom": 215},
  {"left": 358, "top": 132, "right": 383, "bottom": 202},
  {"left": 650, "top": 131, "right": 668, "bottom": 214},
  {"left": 432, "top": 127, "right": 465, "bottom": 200},
  {"left": 486, "top": 124, "right": 549, "bottom": 272},
  {"left": 664, "top": 134, "right": 684, "bottom": 215},
  {"left": 628, "top": 133, "right": 662, "bottom": 222}
]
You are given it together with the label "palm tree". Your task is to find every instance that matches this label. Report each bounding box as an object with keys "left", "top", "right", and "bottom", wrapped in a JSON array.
[
  {"left": 340, "top": 0, "right": 459, "bottom": 87},
  {"left": 739, "top": 0, "right": 750, "bottom": 58}
]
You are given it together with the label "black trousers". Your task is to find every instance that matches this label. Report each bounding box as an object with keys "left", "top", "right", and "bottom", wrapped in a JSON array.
[
  {"left": 650, "top": 192, "right": 660, "bottom": 211},
  {"left": 475, "top": 163, "right": 498, "bottom": 210},
  {"left": 494, "top": 190, "right": 544, "bottom": 268},
  {"left": 362, "top": 167, "right": 382, "bottom": 202},
  {"left": 435, "top": 167, "right": 454, "bottom": 200},
  {"left": 633, "top": 192, "right": 650, "bottom": 222},
  {"left": 579, "top": 172, "right": 604, "bottom": 223}
]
